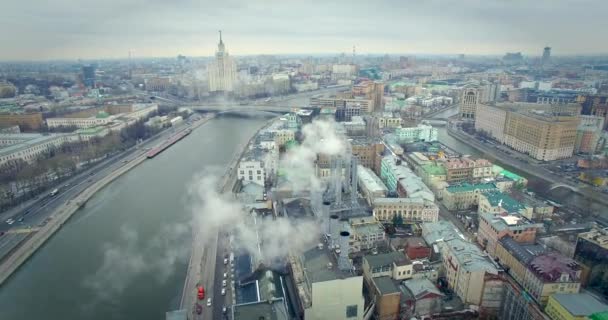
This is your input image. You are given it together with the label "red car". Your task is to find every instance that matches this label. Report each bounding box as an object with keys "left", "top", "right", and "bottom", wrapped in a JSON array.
[{"left": 197, "top": 286, "right": 205, "bottom": 300}]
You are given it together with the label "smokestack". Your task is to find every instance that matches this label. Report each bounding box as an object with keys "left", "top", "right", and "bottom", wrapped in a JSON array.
[
  {"left": 333, "top": 156, "right": 342, "bottom": 205},
  {"left": 322, "top": 201, "right": 331, "bottom": 236},
  {"left": 311, "top": 189, "right": 322, "bottom": 217},
  {"left": 329, "top": 215, "right": 340, "bottom": 247},
  {"left": 338, "top": 231, "right": 351, "bottom": 271},
  {"left": 350, "top": 157, "right": 358, "bottom": 206}
]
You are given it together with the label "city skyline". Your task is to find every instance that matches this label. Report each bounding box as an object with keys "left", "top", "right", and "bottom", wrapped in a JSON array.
[{"left": 2, "top": 0, "right": 608, "bottom": 60}]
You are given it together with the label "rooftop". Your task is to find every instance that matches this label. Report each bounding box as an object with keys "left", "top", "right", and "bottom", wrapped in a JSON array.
[
  {"left": 232, "top": 299, "right": 289, "bottom": 320},
  {"left": 301, "top": 245, "right": 355, "bottom": 284},
  {"left": 498, "top": 236, "right": 545, "bottom": 264},
  {"left": 364, "top": 251, "right": 410, "bottom": 269},
  {"left": 445, "top": 182, "right": 497, "bottom": 193},
  {"left": 357, "top": 165, "right": 388, "bottom": 194},
  {"left": 402, "top": 278, "right": 443, "bottom": 300},
  {"left": 421, "top": 220, "right": 465, "bottom": 245},
  {"left": 481, "top": 212, "right": 543, "bottom": 233},
  {"left": 373, "top": 276, "right": 400, "bottom": 295},
  {"left": 480, "top": 191, "right": 526, "bottom": 213},
  {"left": 0, "top": 133, "right": 71, "bottom": 158},
  {"left": 551, "top": 293, "right": 608, "bottom": 317},
  {"left": 578, "top": 228, "right": 608, "bottom": 249},
  {"left": 446, "top": 238, "right": 499, "bottom": 273},
  {"left": 420, "top": 163, "right": 446, "bottom": 176},
  {"left": 528, "top": 252, "right": 580, "bottom": 282}
]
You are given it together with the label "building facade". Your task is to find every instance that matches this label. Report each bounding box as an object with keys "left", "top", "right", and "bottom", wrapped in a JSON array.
[
  {"left": 460, "top": 85, "right": 481, "bottom": 119},
  {"left": 372, "top": 197, "right": 439, "bottom": 223},
  {"left": 208, "top": 32, "right": 237, "bottom": 93}
]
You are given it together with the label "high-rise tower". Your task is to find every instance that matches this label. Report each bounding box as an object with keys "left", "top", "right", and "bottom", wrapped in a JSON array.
[{"left": 208, "top": 30, "right": 237, "bottom": 93}]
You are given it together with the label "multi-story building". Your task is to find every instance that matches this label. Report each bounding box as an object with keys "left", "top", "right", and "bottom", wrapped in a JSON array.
[
  {"left": 440, "top": 157, "right": 493, "bottom": 183},
  {"left": 342, "top": 116, "right": 366, "bottom": 136},
  {"left": 293, "top": 245, "right": 365, "bottom": 320},
  {"left": 237, "top": 155, "right": 265, "bottom": 187},
  {"left": 372, "top": 197, "right": 439, "bottom": 223},
  {"left": 477, "top": 211, "right": 543, "bottom": 256},
  {"left": 380, "top": 155, "right": 433, "bottom": 201},
  {"left": 573, "top": 228, "right": 608, "bottom": 293},
  {"left": 475, "top": 103, "right": 508, "bottom": 143},
  {"left": 336, "top": 104, "right": 361, "bottom": 122},
  {"left": 0, "top": 112, "right": 44, "bottom": 130},
  {"left": 441, "top": 238, "right": 504, "bottom": 316},
  {"left": 357, "top": 165, "right": 388, "bottom": 205},
  {"left": 394, "top": 123, "right": 438, "bottom": 143},
  {"left": 363, "top": 251, "right": 413, "bottom": 281},
  {"left": 475, "top": 103, "right": 581, "bottom": 161},
  {"left": 459, "top": 85, "right": 482, "bottom": 119},
  {"left": 274, "top": 129, "right": 295, "bottom": 147},
  {"left": 477, "top": 191, "right": 533, "bottom": 216},
  {"left": 348, "top": 216, "right": 386, "bottom": 252},
  {"left": 499, "top": 276, "right": 550, "bottom": 320},
  {"left": 575, "top": 115, "right": 605, "bottom": 154},
  {"left": 208, "top": 32, "right": 237, "bottom": 93},
  {"left": 523, "top": 253, "right": 582, "bottom": 306},
  {"left": 351, "top": 138, "right": 384, "bottom": 173},
  {"left": 578, "top": 94, "right": 608, "bottom": 129},
  {"left": 0, "top": 133, "right": 76, "bottom": 166},
  {"left": 368, "top": 276, "right": 401, "bottom": 320},
  {"left": 404, "top": 237, "right": 431, "bottom": 260},
  {"left": 441, "top": 182, "right": 498, "bottom": 210},
  {"left": 310, "top": 97, "right": 373, "bottom": 113},
  {"left": 545, "top": 293, "right": 608, "bottom": 320},
  {"left": 46, "top": 113, "right": 116, "bottom": 129},
  {"left": 377, "top": 112, "right": 402, "bottom": 129}
]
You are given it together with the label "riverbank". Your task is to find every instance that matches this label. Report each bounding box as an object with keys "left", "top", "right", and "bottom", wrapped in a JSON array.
[
  {"left": 446, "top": 125, "right": 608, "bottom": 208},
  {"left": 0, "top": 115, "right": 213, "bottom": 287},
  {"left": 179, "top": 115, "right": 279, "bottom": 317}
]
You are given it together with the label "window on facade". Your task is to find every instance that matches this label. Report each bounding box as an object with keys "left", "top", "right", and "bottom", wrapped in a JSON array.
[{"left": 346, "top": 305, "right": 358, "bottom": 318}]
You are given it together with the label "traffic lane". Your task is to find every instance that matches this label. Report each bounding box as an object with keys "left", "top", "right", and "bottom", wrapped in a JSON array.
[{"left": 214, "top": 232, "right": 229, "bottom": 319}]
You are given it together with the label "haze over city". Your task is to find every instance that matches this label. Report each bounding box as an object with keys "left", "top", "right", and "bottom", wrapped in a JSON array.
[{"left": 2, "top": 0, "right": 608, "bottom": 60}]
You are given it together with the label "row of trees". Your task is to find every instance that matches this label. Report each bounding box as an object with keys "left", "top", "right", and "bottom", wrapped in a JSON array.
[{"left": 0, "top": 117, "right": 161, "bottom": 210}]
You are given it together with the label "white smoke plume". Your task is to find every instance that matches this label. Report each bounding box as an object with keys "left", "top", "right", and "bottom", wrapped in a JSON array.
[
  {"left": 280, "top": 119, "right": 347, "bottom": 193},
  {"left": 83, "top": 223, "right": 190, "bottom": 302},
  {"left": 187, "top": 174, "right": 320, "bottom": 263}
]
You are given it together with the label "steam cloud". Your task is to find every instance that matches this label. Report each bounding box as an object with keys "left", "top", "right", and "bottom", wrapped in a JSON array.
[
  {"left": 84, "top": 119, "right": 348, "bottom": 300},
  {"left": 280, "top": 119, "right": 347, "bottom": 193}
]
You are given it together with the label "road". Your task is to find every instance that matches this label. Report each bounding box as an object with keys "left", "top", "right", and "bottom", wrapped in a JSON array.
[
  {"left": 446, "top": 125, "right": 608, "bottom": 208},
  {"left": 0, "top": 116, "right": 208, "bottom": 257}
]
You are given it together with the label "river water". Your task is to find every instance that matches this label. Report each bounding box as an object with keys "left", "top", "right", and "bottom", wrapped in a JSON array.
[
  {"left": 430, "top": 107, "right": 607, "bottom": 217},
  {"left": 0, "top": 115, "right": 271, "bottom": 320}
]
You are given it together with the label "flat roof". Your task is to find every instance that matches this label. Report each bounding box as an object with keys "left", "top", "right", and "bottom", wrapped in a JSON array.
[
  {"left": 447, "top": 239, "right": 499, "bottom": 273},
  {"left": 364, "top": 251, "right": 410, "bottom": 269},
  {"left": 552, "top": 293, "right": 608, "bottom": 316},
  {"left": 302, "top": 245, "right": 355, "bottom": 283},
  {"left": 0, "top": 133, "right": 70, "bottom": 157},
  {"left": 233, "top": 299, "right": 289, "bottom": 320},
  {"left": 445, "top": 182, "right": 497, "bottom": 193},
  {"left": 373, "top": 276, "right": 400, "bottom": 295},
  {"left": 499, "top": 236, "right": 545, "bottom": 264},
  {"left": 357, "top": 165, "right": 388, "bottom": 193}
]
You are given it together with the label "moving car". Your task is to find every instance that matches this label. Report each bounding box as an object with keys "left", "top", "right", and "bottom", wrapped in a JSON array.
[
  {"left": 221, "top": 288, "right": 226, "bottom": 296},
  {"left": 222, "top": 280, "right": 227, "bottom": 287},
  {"left": 195, "top": 304, "right": 202, "bottom": 315},
  {"left": 197, "top": 286, "right": 205, "bottom": 300},
  {"left": 222, "top": 306, "right": 227, "bottom": 314},
  {"left": 206, "top": 297, "right": 212, "bottom": 307},
  {"left": 223, "top": 272, "right": 227, "bottom": 279}
]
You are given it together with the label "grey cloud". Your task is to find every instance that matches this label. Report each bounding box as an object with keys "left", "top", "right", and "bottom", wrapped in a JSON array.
[{"left": 1, "top": 0, "right": 607, "bottom": 59}]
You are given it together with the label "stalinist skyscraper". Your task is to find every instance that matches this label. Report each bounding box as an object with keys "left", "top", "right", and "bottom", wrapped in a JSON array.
[{"left": 208, "top": 31, "right": 237, "bottom": 93}]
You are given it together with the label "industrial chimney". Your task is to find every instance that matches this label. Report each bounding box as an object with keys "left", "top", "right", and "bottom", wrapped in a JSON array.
[
  {"left": 329, "top": 215, "right": 340, "bottom": 247},
  {"left": 322, "top": 201, "right": 332, "bottom": 236},
  {"left": 338, "top": 231, "right": 351, "bottom": 271},
  {"left": 350, "top": 157, "right": 358, "bottom": 206}
]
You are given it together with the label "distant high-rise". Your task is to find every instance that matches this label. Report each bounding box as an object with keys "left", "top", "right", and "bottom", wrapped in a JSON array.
[
  {"left": 459, "top": 85, "right": 481, "bottom": 119},
  {"left": 208, "top": 31, "right": 237, "bottom": 93},
  {"left": 542, "top": 47, "right": 551, "bottom": 66},
  {"left": 82, "top": 65, "right": 96, "bottom": 88}
]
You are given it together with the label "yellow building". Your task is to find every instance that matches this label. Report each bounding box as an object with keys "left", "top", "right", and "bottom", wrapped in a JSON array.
[{"left": 545, "top": 293, "right": 608, "bottom": 320}]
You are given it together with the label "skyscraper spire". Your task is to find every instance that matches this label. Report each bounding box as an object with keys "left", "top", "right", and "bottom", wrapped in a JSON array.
[{"left": 217, "top": 30, "right": 225, "bottom": 53}]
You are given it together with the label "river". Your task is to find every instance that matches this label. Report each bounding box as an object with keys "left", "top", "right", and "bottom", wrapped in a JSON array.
[
  {"left": 0, "top": 115, "right": 271, "bottom": 320},
  {"left": 430, "top": 107, "right": 608, "bottom": 217}
]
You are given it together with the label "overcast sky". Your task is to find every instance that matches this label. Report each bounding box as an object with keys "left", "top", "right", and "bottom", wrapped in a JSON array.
[{"left": 2, "top": 0, "right": 607, "bottom": 60}]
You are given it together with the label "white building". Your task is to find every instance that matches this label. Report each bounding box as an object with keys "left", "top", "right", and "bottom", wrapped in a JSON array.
[
  {"left": 127, "top": 103, "right": 158, "bottom": 120},
  {"left": 46, "top": 114, "right": 115, "bottom": 129},
  {"left": 237, "top": 158, "right": 265, "bottom": 186},
  {"left": 0, "top": 133, "right": 76, "bottom": 165},
  {"left": 357, "top": 165, "right": 388, "bottom": 205},
  {"left": 208, "top": 32, "right": 237, "bottom": 93},
  {"left": 295, "top": 246, "right": 365, "bottom": 320},
  {"left": 394, "top": 123, "right": 438, "bottom": 143},
  {"left": 372, "top": 197, "right": 439, "bottom": 223}
]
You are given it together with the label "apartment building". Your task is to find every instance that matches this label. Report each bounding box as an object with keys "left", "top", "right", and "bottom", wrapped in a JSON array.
[
  {"left": 441, "top": 182, "right": 498, "bottom": 211},
  {"left": 372, "top": 197, "right": 439, "bottom": 223},
  {"left": 440, "top": 157, "right": 493, "bottom": 183},
  {"left": 477, "top": 212, "right": 543, "bottom": 256}
]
